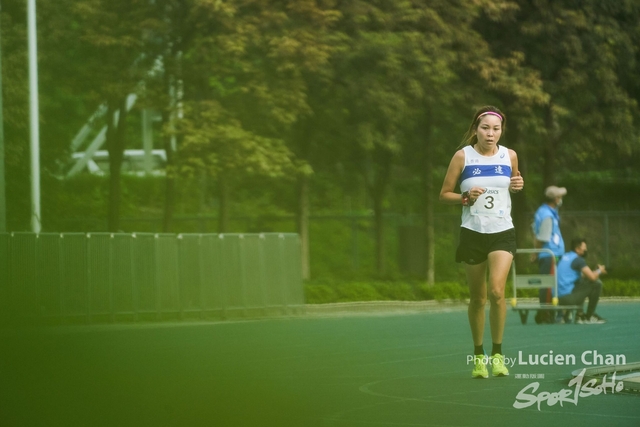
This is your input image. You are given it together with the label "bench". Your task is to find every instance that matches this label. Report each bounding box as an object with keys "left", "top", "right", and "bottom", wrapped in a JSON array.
[
  {"left": 511, "top": 303, "right": 581, "bottom": 325},
  {"left": 510, "top": 249, "right": 581, "bottom": 325}
]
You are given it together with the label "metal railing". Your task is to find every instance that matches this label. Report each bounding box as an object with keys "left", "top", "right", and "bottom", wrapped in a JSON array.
[{"left": 0, "top": 232, "right": 303, "bottom": 326}]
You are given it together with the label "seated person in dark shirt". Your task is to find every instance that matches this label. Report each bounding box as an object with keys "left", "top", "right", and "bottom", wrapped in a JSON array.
[{"left": 556, "top": 237, "right": 607, "bottom": 324}]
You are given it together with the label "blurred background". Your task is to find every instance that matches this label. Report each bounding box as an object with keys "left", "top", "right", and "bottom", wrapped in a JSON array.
[{"left": 2, "top": 0, "right": 640, "bottom": 293}]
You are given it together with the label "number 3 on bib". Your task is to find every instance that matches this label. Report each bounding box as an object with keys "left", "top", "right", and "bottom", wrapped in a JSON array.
[{"left": 470, "top": 188, "right": 508, "bottom": 217}]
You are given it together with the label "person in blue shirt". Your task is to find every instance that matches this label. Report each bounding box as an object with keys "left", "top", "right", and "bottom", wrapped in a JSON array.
[
  {"left": 532, "top": 186, "right": 566, "bottom": 323},
  {"left": 556, "top": 237, "right": 607, "bottom": 324}
]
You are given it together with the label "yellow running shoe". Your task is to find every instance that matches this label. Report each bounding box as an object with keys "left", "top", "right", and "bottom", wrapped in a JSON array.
[
  {"left": 491, "top": 353, "right": 509, "bottom": 377},
  {"left": 472, "top": 355, "right": 488, "bottom": 379}
]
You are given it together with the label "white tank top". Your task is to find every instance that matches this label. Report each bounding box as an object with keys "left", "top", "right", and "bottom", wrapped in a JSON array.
[{"left": 459, "top": 145, "right": 514, "bottom": 234}]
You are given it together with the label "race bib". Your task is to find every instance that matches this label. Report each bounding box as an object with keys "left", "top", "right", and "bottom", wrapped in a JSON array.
[{"left": 470, "top": 187, "right": 509, "bottom": 217}]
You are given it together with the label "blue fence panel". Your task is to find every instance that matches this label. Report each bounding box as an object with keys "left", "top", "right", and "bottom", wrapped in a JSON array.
[
  {"left": 87, "top": 233, "right": 113, "bottom": 318},
  {"left": 37, "top": 234, "right": 62, "bottom": 318},
  {"left": 10, "top": 233, "right": 39, "bottom": 318},
  {"left": 60, "top": 233, "right": 88, "bottom": 317},
  {"left": 155, "top": 235, "right": 180, "bottom": 315},
  {"left": 178, "top": 234, "right": 204, "bottom": 315},
  {"left": 111, "top": 235, "right": 135, "bottom": 316},
  {"left": 133, "top": 233, "right": 158, "bottom": 315},
  {"left": 263, "top": 234, "right": 288, "bottom": 310},
  {"left": 0, "top": 233, "right": 10, "bottom": 324},
  {"left": 201, "top": 234, "right": 225, "bottom": 317},
  {"left": 284, "top": 234, "right": 304, "bottom": 307},
  {"left": 241, "top": 234, "right": 267, "bottom": 311},
  {"left": 220, "top": 235, "right": 245, "bottom": 313}
]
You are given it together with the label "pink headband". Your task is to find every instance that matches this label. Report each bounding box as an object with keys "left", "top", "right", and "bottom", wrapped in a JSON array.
[{"left": 477, "top": 111, "right": 503, "bottom": 121}]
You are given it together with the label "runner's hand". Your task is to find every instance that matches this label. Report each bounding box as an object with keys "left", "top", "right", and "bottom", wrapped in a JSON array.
[{"left": 510, "top": 171, "right": 524, "bottom": 192}]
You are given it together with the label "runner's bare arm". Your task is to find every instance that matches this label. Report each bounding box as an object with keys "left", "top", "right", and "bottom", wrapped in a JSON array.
[
  {"left": 439, "top": 150, "right": 466, "bottom": 205},
  {"left": 509, "top": 149, "right": 524, "bottom": 192}
]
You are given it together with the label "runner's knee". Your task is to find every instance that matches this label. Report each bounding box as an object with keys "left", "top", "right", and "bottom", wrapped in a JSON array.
[
  {"left": 469, "top": 296, "right": 486, "bottom": 308},
  {"left": 488, "top": 288, "right": 505, "bottom": 304}
]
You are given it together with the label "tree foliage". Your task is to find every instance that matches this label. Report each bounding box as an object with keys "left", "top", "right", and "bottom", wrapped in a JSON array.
[{"left": 477, "top": 0, "right": 640, "bottom": 185}]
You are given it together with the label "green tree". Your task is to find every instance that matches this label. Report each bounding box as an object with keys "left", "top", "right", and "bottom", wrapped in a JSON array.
[
  {"left": 175, "top": 100, "right": 295, "bottom": 233},
  {"left": 178, "top": 0, "right": 340, "bottom": 244},
  {"left": 332, "top": 0, "right": 431, "bottom": 276},
  {"left": 62, "top": 0, "right": 159, "bottom": 231},
  {"left": 252, "top": 0, "right": 343, "bottom": 279},
  {"left": 137, "top": 0, "right": 197, "bottom": 232},
  {"left": 326, "top": 0, "right": 546, "bottom": 278},
  {"left": 479, "top": 0, "right": 640, "bottom": 190},
  {"left": 1, "top": 1, "right": 30, "bottom": 230}
]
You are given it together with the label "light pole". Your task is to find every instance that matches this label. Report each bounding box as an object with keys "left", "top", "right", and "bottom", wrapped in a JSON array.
[
  {"left": 28, "top": 0, "right": 41, "bottom": 232},
  {"left": 0, "top": 0, "right": 7, "bottom": 233},
  {"left": 0, "top": 1, "right": 6, "bottom": 232}
]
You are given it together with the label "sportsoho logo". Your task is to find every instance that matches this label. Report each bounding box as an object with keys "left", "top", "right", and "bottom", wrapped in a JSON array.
[{"left": 513, "top": 368, "right": 625, "bottom": 410}]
